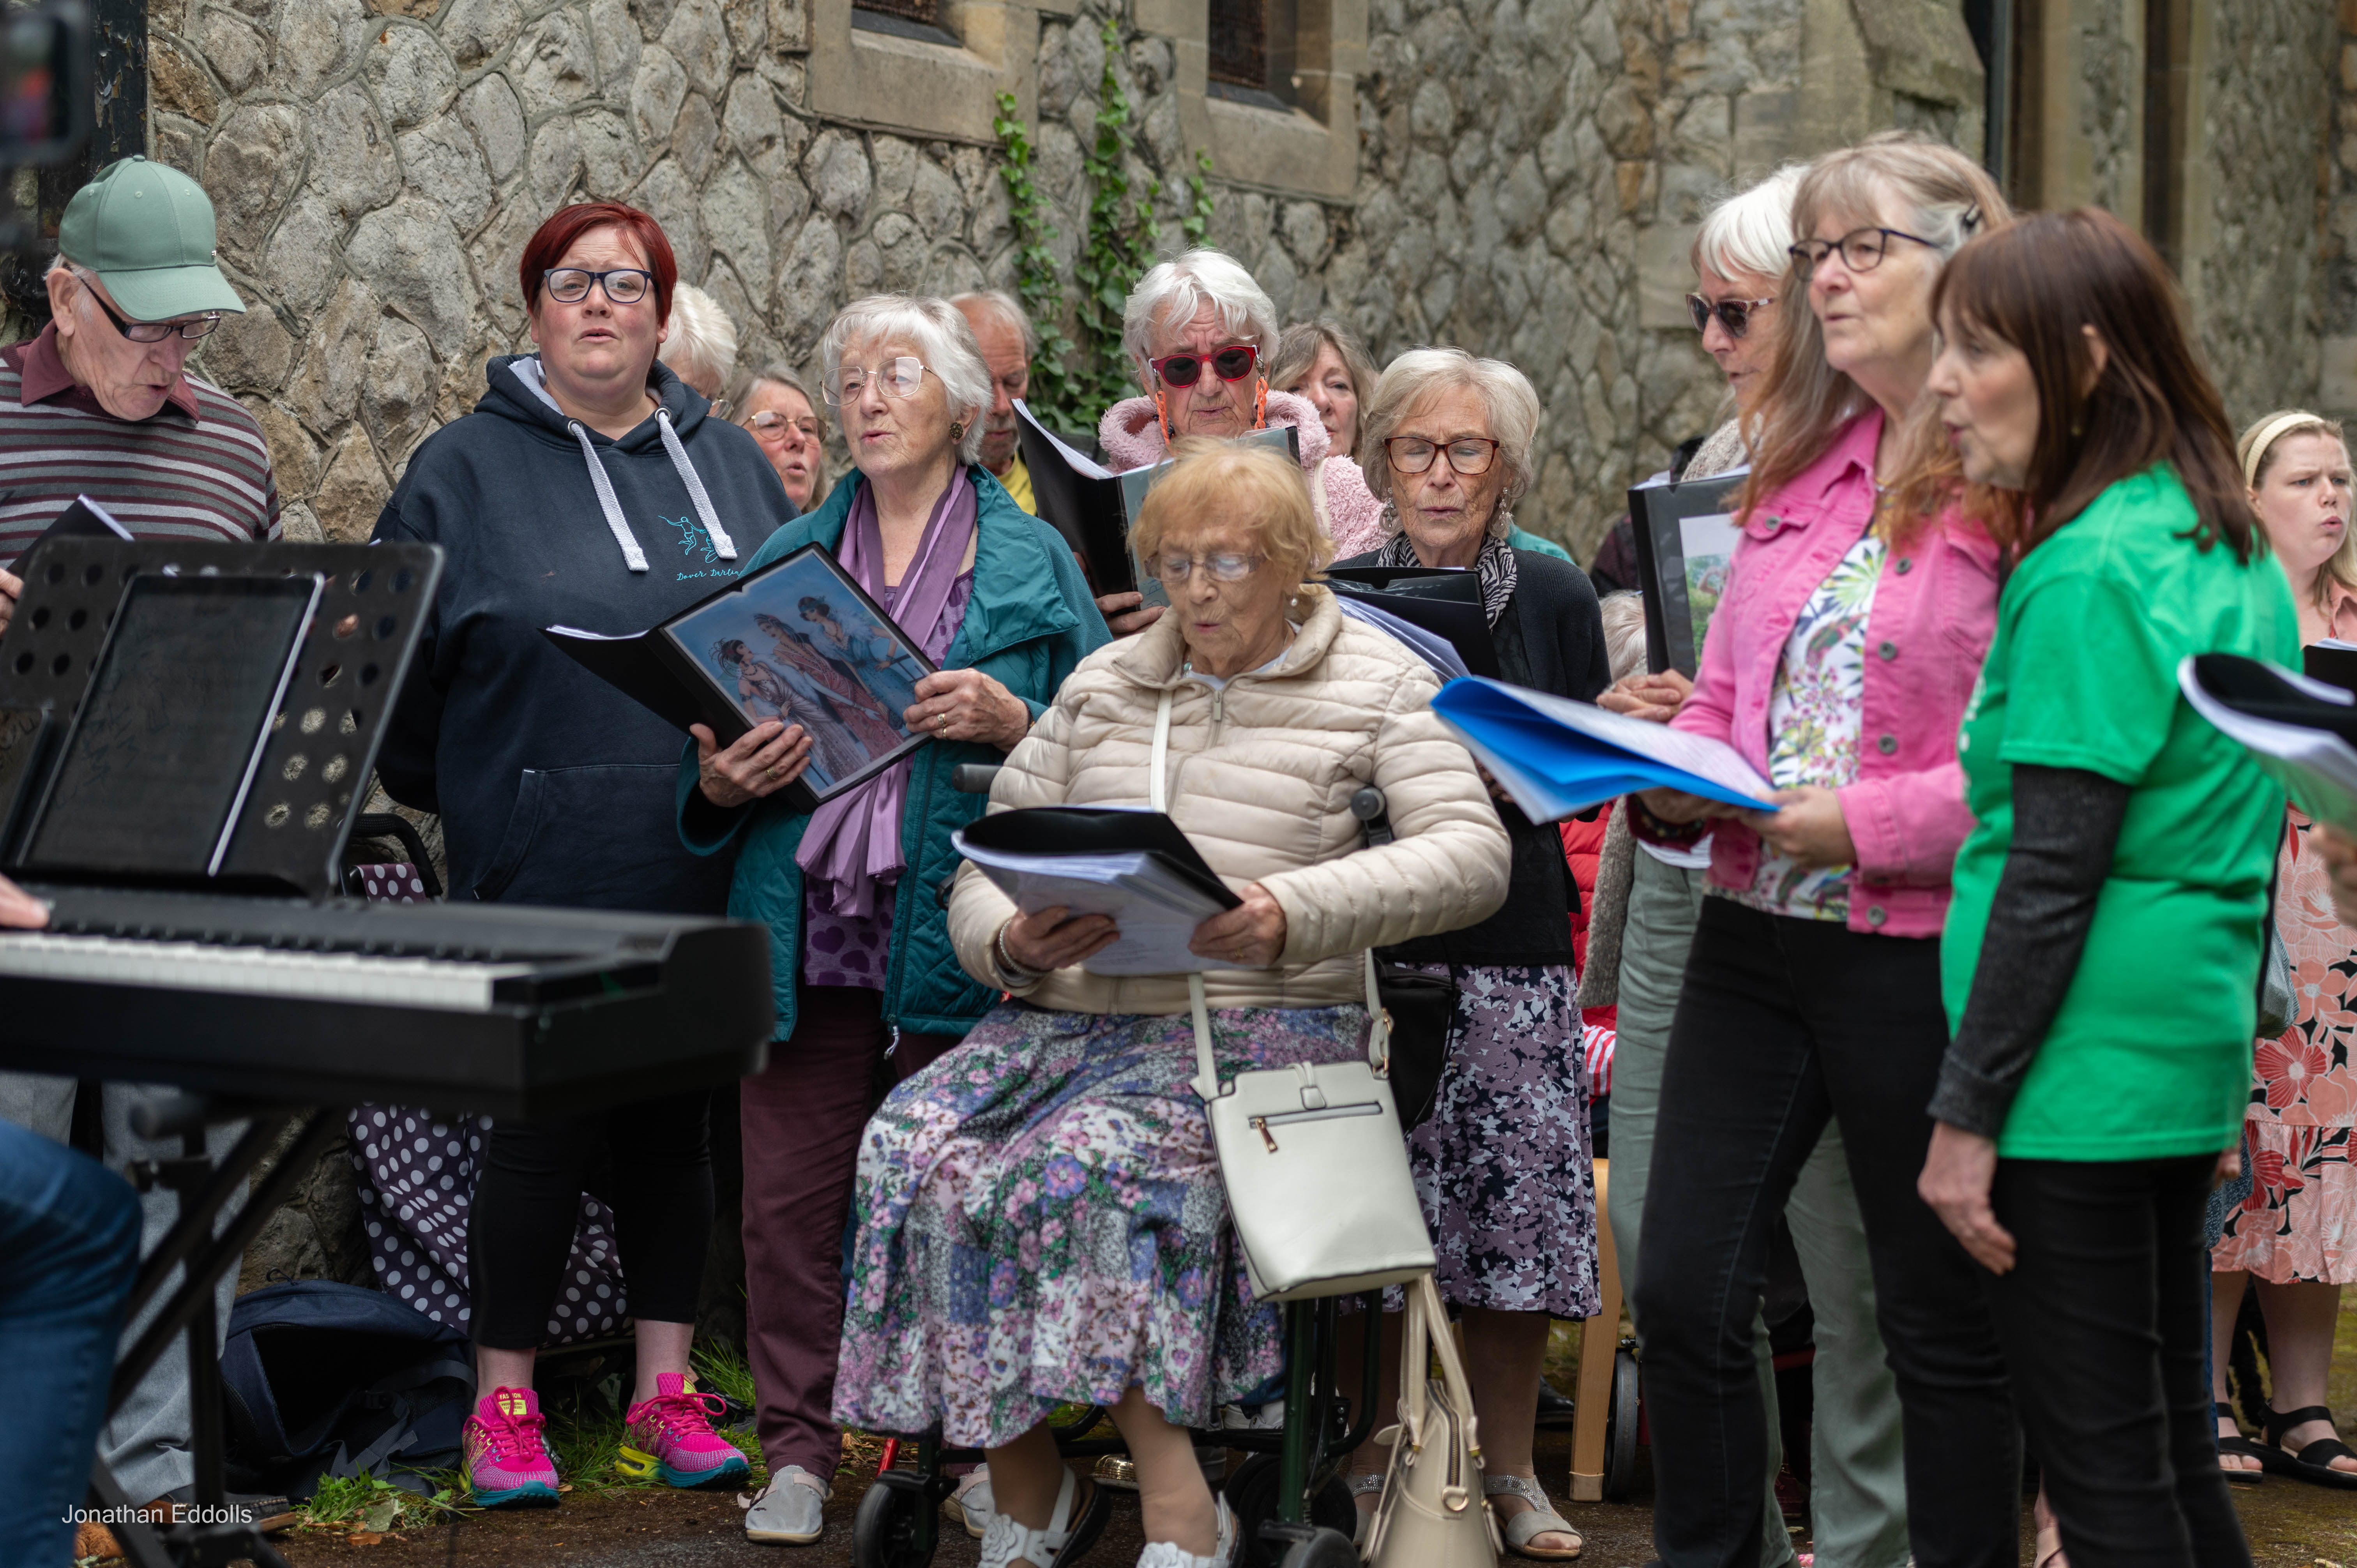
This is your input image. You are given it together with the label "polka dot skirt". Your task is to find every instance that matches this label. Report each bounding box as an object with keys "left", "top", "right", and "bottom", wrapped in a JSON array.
[
  {"left": 348, "top": 1106, "right": 631, "bottom": 1343},
  {"left": 352, "top": 862, "right": 431, "bottom": 904}
]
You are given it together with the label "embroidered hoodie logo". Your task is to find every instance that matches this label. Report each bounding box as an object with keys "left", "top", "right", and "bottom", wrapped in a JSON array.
[{"left": 665, "top": 514, "right": 721, "bottom": 565}]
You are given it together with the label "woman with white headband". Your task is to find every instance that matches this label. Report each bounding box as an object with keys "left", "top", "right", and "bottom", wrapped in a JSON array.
[{"left": 2207, "top": 410, "right": 2357, "bottom": 1491}]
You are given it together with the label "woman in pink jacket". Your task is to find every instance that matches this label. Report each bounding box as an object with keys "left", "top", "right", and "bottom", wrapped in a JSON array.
[{"left": 1629, "top": 134, "right": 2021, "bottom": 1568}]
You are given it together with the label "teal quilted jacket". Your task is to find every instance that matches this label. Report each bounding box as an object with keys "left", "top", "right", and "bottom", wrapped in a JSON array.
[{"left": 676, "top": 466, "right": 1110, "bottom": 1040}]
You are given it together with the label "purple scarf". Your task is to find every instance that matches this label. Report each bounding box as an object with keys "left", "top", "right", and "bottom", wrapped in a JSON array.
[{"left": 795, "top": 472, "right": 979, "bottom": 918}]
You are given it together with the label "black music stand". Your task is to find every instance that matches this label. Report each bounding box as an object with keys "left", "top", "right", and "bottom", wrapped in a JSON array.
[{"left": 0, "top": 537, "right": 442, "bottom": 1568}]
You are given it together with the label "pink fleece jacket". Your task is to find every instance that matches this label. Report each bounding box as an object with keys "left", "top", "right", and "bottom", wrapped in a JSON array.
[
  {"left": 1098, "top": 389, "right": 1390, "bottom": 558},
  {"left": 1669, "top": 409, "right": 2002, "bottom": 938}
]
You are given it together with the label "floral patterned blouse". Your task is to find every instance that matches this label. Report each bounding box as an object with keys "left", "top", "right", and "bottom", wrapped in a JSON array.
[{"left": 1721, "top": 531, "right": 1886, "bottom": 922}]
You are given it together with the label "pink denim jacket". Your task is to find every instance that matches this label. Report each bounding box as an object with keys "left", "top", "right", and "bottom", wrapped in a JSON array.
[{"left": 1670, "top": 409, "right": 2002, "bottom": 937}]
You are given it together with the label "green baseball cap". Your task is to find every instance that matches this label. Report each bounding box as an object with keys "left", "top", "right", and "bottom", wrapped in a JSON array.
[{"left": 57, "top": 155, "right": 245, "bottom": 322}]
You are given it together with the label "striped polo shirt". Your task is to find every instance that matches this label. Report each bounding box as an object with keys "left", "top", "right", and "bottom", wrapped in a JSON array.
[{"left": 0, "top": 321, "right": 279, "bottom": 567}]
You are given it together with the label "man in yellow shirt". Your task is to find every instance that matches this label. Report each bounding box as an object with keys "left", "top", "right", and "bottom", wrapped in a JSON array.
[{"left": 951, "top": 291, "right": 1037, "bottom": 514}]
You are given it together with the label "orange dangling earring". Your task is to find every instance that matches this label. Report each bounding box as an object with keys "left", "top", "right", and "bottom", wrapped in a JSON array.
[
  {"left": 1154, "top": 387, "right": 1172, "bottom": 446},
  {"left": 1253, "top": 377, "right": 1268, "bottom": 430}
]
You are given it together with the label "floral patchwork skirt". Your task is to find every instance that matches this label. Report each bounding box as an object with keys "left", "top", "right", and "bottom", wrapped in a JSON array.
[{"left": 829, "top": 997, "right": 1369, "bottom": 1449}]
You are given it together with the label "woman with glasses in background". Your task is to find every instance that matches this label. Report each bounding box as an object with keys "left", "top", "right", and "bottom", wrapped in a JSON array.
[
  {"left": 1627, "top": 135, "right": 2025, "bottom": 1568},
  {"left": 1095, "top": 251, "right": 1389, "bottom": 639},
  {"left": 677, "top": 293, "right": 1107, "bottom": 1549},
  {"left": 1329, "top": 347, "right": 1610, "bottom": 1560},
  {"left": 728, "top": 362, "right": 829, "bottom": 513}
]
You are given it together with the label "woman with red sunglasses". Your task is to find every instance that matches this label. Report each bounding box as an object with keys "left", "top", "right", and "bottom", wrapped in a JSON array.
[{"left": 1095, "top": 249, "right": 1389, "bottom": 633}]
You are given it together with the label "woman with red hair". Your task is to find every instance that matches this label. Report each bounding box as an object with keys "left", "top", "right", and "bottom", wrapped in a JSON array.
[{"left": 372, "top": 201, "right": 799, "bottom": 1509}]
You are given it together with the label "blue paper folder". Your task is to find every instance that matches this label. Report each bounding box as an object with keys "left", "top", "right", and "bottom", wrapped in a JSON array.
[{"left": 1428, "top": 676, "right": 1779, "bottom": 823}]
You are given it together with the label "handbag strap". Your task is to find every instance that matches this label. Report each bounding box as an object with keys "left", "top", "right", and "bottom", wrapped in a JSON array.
[
  {"left": 1153, "top": 685, "right": 1392, "bottom": 1102},
  {"left": 1416, "top": 1271, "right": 1484, "bottom": 1473}
]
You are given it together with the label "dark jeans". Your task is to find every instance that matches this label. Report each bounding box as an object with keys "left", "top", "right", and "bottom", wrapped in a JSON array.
[
  {"left": 470, "top": 1089, "right": 714, "bottom": 1347},
  {"left": 0, "top": 1118, "right": 140, "bottom": 1565},
  {"left": 1632, "top": 897, "right": 2018, "bottom": 1568},
  {"left": 741, "top": 985, "right": 961, "bottom": 1483},
  {"left": 1988, "top": 1155, "right": 2252, "bottom": 1568}
]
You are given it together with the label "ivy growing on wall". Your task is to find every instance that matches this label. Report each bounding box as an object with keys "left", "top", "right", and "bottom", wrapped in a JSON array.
[{"left": 993, "top": 19, "right": 1217, "bottom": 434}]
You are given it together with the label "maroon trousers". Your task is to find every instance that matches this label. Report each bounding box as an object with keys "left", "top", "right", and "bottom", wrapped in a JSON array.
[{"left": 740, "top": 984, "right": 961, "bottom": 1484}]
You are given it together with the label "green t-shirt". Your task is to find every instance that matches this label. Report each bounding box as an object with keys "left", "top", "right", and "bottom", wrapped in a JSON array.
[{"left": 1941, "top": 464, "right": 2298, "bottom": 1161}]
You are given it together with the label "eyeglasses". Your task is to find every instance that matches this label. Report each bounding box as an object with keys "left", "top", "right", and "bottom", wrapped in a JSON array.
[
  {"left": 1687, "top": 294, "right": 1776, "bottom": 339},
  {"left": 541, "top": 267, "right": 654, "bottom": 305},
  {"left": 823, "top": 357, "right": 931, "bottom": 406},
  {"left": 746, "top": 410, "right": 822, "bottom": 444},
  {"left": 76, "top": 275, "right": 218, "bottom": 342},
  {"left": 1148, "top": 345, "right": 1259, "bottom": 388},
  {"left": 1383, "top": 436, "right": 1500, "bottom": 477},
  {"left": 1787, "top": 227, "right": 1940, "bottom": 281},
  {"left": 1151, "top": 551, "right": 1261, "bottom": 585}
]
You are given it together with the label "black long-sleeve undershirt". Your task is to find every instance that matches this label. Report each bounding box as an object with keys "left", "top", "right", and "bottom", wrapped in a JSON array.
[{"left": 1928, "top": 763, "right": 2133, "bottom": 1139}]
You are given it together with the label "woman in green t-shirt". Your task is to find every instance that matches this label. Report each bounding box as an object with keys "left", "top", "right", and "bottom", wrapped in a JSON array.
[{"left": 1912, "top": 207, "right": 2293, "bottom": 1568}]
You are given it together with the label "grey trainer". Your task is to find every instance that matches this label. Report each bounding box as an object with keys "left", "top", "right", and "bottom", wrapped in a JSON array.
[{"left": 744, "top": 1467, "right": 828, "bottom": 1545}]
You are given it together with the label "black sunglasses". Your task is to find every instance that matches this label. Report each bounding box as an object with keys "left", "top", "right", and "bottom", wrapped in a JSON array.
[
  {"left": 1687, "top": 294, "right": 1775, "bottom": 339},
  {"left": 1149, "top": 345, "right": 1258, "bottom": 388}
]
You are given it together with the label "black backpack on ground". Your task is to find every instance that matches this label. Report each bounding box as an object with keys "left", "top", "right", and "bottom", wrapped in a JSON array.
[{"left": 221, "top": 1279, "right": 475, "bottom": 1499}]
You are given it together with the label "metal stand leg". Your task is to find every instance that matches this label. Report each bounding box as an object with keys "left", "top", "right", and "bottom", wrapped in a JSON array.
[
  {"left": 90, "top": 1104, "right": 332, "bottom": 1568},
  {"left": 1276, "top": 1300, "right": 1318, "bottom": 1525}
]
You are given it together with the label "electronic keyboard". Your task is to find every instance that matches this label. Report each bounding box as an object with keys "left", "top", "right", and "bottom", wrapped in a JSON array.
[{"left": 0, "top": 883, "right": 774, "bottom": 1118}]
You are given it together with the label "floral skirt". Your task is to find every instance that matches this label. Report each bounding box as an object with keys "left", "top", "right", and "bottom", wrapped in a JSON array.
[
  {"left": 2213, "top": 1123, "right": 2357, "bottom": 1284},
  {"left": 830, "top": 998, "right": 1369, "bottom": 1449},
  {"left": 1405, "top": 963, "right": 1600, "bottom": 1318}
]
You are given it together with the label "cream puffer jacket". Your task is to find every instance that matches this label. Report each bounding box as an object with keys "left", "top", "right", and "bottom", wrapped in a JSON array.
[{"left": 947, "top": 586, "right": 1512, "bottom": 1015}]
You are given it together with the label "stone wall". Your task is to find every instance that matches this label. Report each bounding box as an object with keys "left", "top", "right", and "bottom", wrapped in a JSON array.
[
  {"left": 2317, "top": 0, "right": 2357, "bottom": 417},
  {"left": 2189, "top": 0, "right": 2334, "bottom": 429},
  {"left": 150, "top": 0, "right": 1999, "bottom": 563}
]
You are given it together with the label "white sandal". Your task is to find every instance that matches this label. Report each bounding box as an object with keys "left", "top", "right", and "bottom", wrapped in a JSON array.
[
  {"left": 1483, "top": 1473, "right": 1582, "bottom": 1560},
  {"left": 978, "top": 1465, "right": 1105, "bottom": 1568},
  {"left": 1136, "top": 1494, "right": 1237, "bottom": 1567}
]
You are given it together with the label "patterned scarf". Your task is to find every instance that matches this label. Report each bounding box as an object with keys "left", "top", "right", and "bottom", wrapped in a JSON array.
[{"left": 1375, "top": 516, "right": 1520, "bottom": 627}]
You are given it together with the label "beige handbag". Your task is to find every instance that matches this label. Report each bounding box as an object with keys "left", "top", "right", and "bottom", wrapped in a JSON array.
[
  {"left": 1148, "top": 691, "right": 1438, "bottom": 1303},
  {"left": 1364, "top": 1271, "right": 1501, "bottom": 1567}
]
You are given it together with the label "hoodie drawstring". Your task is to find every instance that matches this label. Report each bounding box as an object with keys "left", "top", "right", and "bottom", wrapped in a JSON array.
[
  {"left": 656, "top": 408, "right": 737, "bottom": 561},
  {"left": 564, "top": 410, "right": 740, "bottom": 574},
  {"left": 567, "top": 420, "right": 650, "bottom": 573}
]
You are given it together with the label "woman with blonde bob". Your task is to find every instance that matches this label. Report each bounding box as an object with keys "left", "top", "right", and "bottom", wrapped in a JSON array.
[
  {"left": 831, "top": 439, "right": 1513, "bottom": 1568},
  {"left": 2210, "top": 411, "right": 2357, "bottom": 1488},
  {"left": 1627, "top": 132, "right": 2023, "bottom": 1566},
  {"left": 1269, "top": 317, "right": 1378, "bottom": 461}
]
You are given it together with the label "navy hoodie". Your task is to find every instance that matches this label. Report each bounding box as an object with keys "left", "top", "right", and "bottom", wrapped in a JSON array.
[{"left": 373, "top": 355, "right": 794, "bottom": 912}]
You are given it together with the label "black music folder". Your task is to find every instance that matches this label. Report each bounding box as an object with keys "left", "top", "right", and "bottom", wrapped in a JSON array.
[
  {"left": 2306, "top": 640, "right": 2357, "bottom": 694},
  {"left": 1322, "top": 564, "right": 1500, "bottom": 678},
  {"left": 1015, "top": 400, "right": 1134, "bottom": 597},
  {"left": 1629, "top": 468, "right": 1748, "bottom": 676},
  {"left": 544, "top": 542, "right": 936, "bottom": 810}
]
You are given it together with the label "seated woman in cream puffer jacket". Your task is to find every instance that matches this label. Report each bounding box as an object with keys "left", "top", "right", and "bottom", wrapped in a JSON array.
[{"left": 829, "top": 438, "right": 1510, "bottom": 1568}]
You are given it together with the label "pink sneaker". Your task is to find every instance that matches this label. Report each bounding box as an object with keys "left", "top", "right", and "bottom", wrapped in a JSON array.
[
  {"left": 619, "top": 1373, "right": 751, "bottom": 1489},
  {"left": 463, "top": 1386, "right": 560, "bottom": 1507}
]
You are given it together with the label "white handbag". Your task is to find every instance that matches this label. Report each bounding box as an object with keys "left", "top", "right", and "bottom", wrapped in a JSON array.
[
  {"left": 1149, "top": 690, "right": 1438, "bottom": 1303},
  {"left": 1363, "top": 1271, "right": 1501, "bottom": 1567}
]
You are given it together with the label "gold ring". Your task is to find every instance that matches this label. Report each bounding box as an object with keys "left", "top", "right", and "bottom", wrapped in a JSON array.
[
  {"left": 765, "top": 763, "right": 779, "bottom": 780},
  {"left": 936, "top": 713, "right": 948, "bottom": 733}
]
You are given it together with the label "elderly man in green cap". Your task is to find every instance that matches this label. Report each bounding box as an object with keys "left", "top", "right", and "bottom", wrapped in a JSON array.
[
  {"left": 0, "top": 154, "right": 284, "bottom": 1522},
  {"left": 0, "top": 154, "right": 279, "bottom": 583}
]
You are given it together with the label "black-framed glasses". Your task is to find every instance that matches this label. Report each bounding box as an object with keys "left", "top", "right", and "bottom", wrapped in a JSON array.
[
  {"left": 76, "top": 276, "right": 218, "bottom": 342},
  {"left": 541, "top": 267, "right": 654, "bottom": 305},
  {"left": 1687, "top": 293, "right": 1775, "bottom": 339},
  {"left": 1149, "top": 345, "right": 1258, "bottom": 388},
  {"left": 1384, "top": 436, "right": 1500, "bottom": 477},
  {"left": 746, "top": 410, "right": 822, "bottom": 443},
  {"left": 823, "top": 357, "right": 930, "bottom": 406},
  {"left": 1787, "top": 227, "right": 1941, "bottom": 281},
  {"left": 1151, "top": 551, "right": 1261, "bottom": 585}
]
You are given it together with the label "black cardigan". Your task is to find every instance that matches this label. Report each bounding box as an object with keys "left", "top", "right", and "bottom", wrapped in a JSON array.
[{"left": 1336, "top": 546, "right": 1612, "bottom": 968}]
